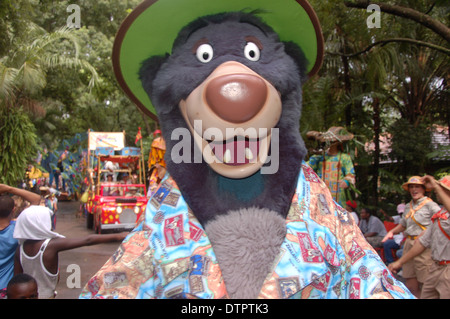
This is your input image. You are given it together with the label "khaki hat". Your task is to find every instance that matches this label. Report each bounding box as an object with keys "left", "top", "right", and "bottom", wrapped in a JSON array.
[
  {"left": 306, "top": 126, "right": 354, "bottom": 143},
  {"left": 402, "top": 176, "right": 430, "bottom": 192}
]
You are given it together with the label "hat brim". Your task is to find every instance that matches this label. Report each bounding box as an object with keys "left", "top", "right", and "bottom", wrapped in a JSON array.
[
  {"left": 402, "top": 182, "right": 431, "bottom": 192},
  {"left": 401, "top": 183, "right": 410, "bottom": 191},
  {"left": 113, "top": 0, "right": 324, "bottom": 120},
  {"left": 306, "top": 126, "right": 354, "bottom": 143},
  {"left": 437, "top": 177, "right": 450, "bottom": 192}
]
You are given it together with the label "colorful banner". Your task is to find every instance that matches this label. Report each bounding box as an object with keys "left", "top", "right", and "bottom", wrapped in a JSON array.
[{"left": 88, "top": 132, "right": 125, "bottom": 151}]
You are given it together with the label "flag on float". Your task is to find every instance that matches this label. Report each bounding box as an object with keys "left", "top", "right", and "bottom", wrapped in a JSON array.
[{"left": 135, "top": 127, "right": 142, "bottom": 145}]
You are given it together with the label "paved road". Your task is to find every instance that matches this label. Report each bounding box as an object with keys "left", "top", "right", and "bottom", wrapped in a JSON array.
[{"left": 53, "top": 200, "right": 122, "bottom": 299}]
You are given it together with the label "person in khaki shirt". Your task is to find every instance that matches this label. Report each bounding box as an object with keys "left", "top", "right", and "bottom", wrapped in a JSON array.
[
  {"left": 389, "top": 175, "right": 450, "bottom": 299},
  {"left": 382, "top": 176, "right": 441, "bottom": 298}
]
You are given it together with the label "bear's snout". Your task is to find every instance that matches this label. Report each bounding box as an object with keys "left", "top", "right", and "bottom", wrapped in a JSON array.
[{"left": 205, "top": 74, "right": 267, "bottom": 123}]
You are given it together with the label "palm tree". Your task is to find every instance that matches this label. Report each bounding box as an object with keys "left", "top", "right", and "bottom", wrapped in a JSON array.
[
  {"left": 389, "top": 49, "right": 448, "bottom": 128},
  {"left": 0, "top": 24, "right": 98, "bottom": 112},
  {"left": 0, "top": 22, "right": 98, "bottom": 185}
]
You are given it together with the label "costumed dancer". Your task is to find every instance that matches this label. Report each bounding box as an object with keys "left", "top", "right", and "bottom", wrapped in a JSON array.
[
  {"left": 383, "top": 176, "right": 441, "bottom": 298},
  {"left": 389, "top": 175, "right": 450, "bottom": 299},
  {"left": 306, "top": 126, "right": 356, "bottom": 206}
]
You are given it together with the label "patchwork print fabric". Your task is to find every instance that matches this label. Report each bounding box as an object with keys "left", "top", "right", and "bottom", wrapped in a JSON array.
[
  {"left": 307, "top": 153, "right": 355, "bottom": 206},
  {"left": 80, "top": 163, "right": 413, "bottom": 299}
]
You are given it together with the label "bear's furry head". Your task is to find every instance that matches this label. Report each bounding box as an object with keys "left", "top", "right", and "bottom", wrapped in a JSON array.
[{"left": 140, "top": 12, "right": 309, "bottom": 226}]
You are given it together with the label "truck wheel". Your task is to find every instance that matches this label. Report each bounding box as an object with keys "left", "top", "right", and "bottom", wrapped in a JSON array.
[{"left": 86, "top": 213, "right": 94, "bottom": 229}]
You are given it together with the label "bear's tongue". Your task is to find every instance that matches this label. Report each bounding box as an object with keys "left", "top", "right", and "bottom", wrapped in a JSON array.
[{"left": 209, "top": 138, "right": 259, "bottom": 166}]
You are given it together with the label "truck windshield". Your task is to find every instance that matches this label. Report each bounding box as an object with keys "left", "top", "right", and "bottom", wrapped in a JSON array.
[{"left": 100, "top": 184, "right": 145, "bottom": 197}]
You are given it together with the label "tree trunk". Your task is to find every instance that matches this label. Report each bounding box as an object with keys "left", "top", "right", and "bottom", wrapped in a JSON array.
[
  {"left": 372, "top": 97, "right": 381, "bottom": 207},
  {"left": 342, "top": 54, "right": 352, "bottom": 127}
]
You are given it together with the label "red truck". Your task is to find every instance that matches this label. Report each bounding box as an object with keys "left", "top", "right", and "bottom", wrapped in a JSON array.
[{"left": 84, "top": 131, "right": 147, "bottom": 233}]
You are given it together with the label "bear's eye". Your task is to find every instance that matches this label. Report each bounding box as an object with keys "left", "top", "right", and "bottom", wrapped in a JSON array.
[
  {"left": 244, "top": 42, "right": 260, "bottom": 62},
  {"left": 196, "top": 43, "right": 214, "bottom": 63}
]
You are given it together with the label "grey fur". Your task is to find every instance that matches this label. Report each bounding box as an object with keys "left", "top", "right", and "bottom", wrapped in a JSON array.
[
  {"left": 204, "top": 207, "right": 286, "bottom": 298},
  {"left": 140, "top": 12, "right": 308, "bottom": 227}
]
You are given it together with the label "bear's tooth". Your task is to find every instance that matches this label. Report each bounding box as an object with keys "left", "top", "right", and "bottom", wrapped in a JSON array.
[
  {"left": 223, "top": 149, "right": 231, "bottom": 163},
  {"left": 245, "top": 148, "right": 253, "bottom": 160}
]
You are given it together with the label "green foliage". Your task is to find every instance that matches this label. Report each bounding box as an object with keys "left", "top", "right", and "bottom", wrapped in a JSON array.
[
  {"left": 0, "top": 106, "right": 39, "bottom": 185},
  {"left": 0, "top": 26, "right": 99, "bottom": 103},
  {"left": 34, "top": 0, "right": 156, "bottom": 147},
  {"left": 389, "top": 118, "right": 432, "bottom": 170},
  {"left": 303, "top": 0, "right": 449, "bottom": 206}
]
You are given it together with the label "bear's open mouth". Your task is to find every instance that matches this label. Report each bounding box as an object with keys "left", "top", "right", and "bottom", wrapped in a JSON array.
[{"left": 208, "top": 137, "right": 260, "bottom": 166}]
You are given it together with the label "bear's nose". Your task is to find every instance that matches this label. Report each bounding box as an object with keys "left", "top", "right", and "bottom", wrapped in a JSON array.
[{"left": 205, "top": 74, "right": 267, "bottom": 123}]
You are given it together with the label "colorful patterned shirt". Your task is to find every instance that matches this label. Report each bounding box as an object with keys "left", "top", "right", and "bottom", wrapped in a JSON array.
[
  {"left": 307, "top": 152, "right": 355, "bottom": 206},
  {"left": 80, "top": 163, "right": 413, "bottom": 299}
]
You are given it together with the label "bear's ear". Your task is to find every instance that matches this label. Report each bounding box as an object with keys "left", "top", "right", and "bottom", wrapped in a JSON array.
[
  {"left": 139, "top": 54, "right": 170, "bottom": 95},
  {"left": 283, "top": 41, "right": 308, "bottom": 84}
]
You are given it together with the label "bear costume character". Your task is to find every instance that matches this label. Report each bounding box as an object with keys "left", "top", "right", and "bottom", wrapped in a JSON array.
[{"left": 80, "top": 0, "right": 413, "bottom": 299}]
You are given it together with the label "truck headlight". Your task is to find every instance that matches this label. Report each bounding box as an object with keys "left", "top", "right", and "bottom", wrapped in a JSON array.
[
  {"left": 134, "top": 206, "right": 140, "bottom": 214},
  {"left": 116, "top": 206, "right": 123, "bottom": 214}
]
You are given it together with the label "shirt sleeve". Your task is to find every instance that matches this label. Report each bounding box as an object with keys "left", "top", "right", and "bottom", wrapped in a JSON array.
[
  {"left": 418, "top": 227, "right": 432, "bottom": 249},
  {"left": 429, "top": 201, "right": 442, "bottom": 215},
  {"left": 333, "top": 204, "right": 414, "bottom": 299},
  {"left": 79, "top": 222, "right": 156, "bottom": 299}
]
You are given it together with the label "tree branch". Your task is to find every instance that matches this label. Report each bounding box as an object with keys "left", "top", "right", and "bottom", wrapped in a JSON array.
[
  {"left": 326, "top": 38, "right": 450, "bottom": 57},
  {"left": 344, "top": 0, "right": 450, "bottom": 43},
  {"left": 425, "top": 2, "right": 436, "bottom": 15}
]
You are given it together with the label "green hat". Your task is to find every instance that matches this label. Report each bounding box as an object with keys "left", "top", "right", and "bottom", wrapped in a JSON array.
[{"left": 113, "top": 0, "right": 324, "bottom": 120}]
